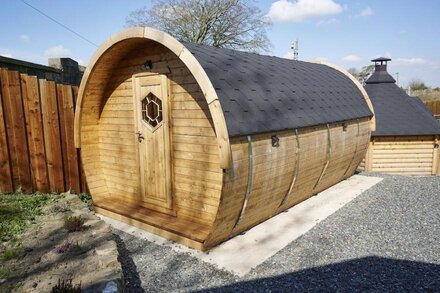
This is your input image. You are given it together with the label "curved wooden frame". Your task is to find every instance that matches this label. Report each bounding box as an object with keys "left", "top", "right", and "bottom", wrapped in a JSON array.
[
  {"left": 74, "top": 27, "right": 232, "bottom": 168},
  {"left": 312, "top": 61, "right": 376, "bottom": 132}
]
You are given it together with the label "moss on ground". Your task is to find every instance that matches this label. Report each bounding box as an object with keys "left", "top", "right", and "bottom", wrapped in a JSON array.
[{"left": 0, "top": 192, "right": 56, "bottom": 243}]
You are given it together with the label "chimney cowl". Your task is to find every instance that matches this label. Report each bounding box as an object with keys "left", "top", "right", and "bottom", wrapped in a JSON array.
[{"left": 365, "top": 57, "right": 396, "bottom": 84}]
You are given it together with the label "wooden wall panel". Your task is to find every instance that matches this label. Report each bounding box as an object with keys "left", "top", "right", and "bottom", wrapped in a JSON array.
[
  {"left": 0, "top": 68, "right": 86, "bottom": 194},
  {"left": 0, "top": 69, "right": 32, "bottom": 192},
  {"left": 40, "top": 79, "right": 65, "bottom": 192},
  {"left": 59, "top": 85, "right": 81, "bottom": 192},
  {"left": 92, "top": 47, "right": 223, "bottom": 227},
  {"left": 370, "top": 136, "right": 436, "bottom": 176},
  {"left": 21, "top": 74, "right": 49, "bottom": 192},
  {"left": 0, "top": 73, "right": 13, "bottom": 192},
  {"left": 424, "top": 100, "right": 440, "bottom": 120},
  {"left": 205, "top": 118, "right": 372, "bottom": 248}
]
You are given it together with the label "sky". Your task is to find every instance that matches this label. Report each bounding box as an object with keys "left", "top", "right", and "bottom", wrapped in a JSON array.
[{"left": 1, "top": 0, "right": 439, "bottom": 87}]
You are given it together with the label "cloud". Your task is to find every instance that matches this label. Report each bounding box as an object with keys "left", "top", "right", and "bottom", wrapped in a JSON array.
[
  {"left": 395, "top": 58, "right": 427, "bottom": 65},
  {"left": 356, "top": 7, "right": 374, "bottom": 18},
  {"left": 316, "top": 18, "right": 338, "bottom": 26},
  {"left": 267, "top": 0, "right": 343, "bottom": 22},
  {"left": 343, "top": 54, "right": 362, "bottom": 62},
  {"left": 44, "top": 45, "right": 72, "bottom": 57},
  {"left": 19, "top": 34, "right": 30, "bottom": 43}
]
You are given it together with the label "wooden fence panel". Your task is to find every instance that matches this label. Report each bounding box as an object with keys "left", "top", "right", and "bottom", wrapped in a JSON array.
[
  {"left": 59, "top": 85, "right": 81, "bottom": 193},
  {"left": 40, "top": 79, "right": 65, "bottom": 192},
  {"left": 0, "top": 69, "right": 32, "bottom": 192},
  {"left": 21, "top": 74, "right": 50, "bottom": 192},
  {"left": 71, "top": 86, "right": 88, "bottom": 193},
  {"left": 424, "top": 100, "right": 440, "bottom": 119},
  {"left": 56, "top": 84, "right": 69, "bottom": 190},
  {"left": 0, "top": 74, "right": 13, "bottom": 192},
  {"left": 0, "top": 68, "right": 87, "bottom": 194}
]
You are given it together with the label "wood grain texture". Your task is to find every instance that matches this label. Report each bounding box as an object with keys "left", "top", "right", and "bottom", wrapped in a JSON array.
[
  {"left": 205, "top": 118, "right": 371, "bottom": 249},
  {"left": 0, "top": 71, "right": 13, "bottom": 192},
  {"left": 0, "top": 69, "right": 32, "bottom": 192},
  {"left": 40, "top": 79, "right": 64, "bottom": 192},
  {"left": 362, "top": 135, "right": 438, "bottom": 176},
  {"left": 59, "top": 85, "right": 81, "bottom": 192},
  {"left": 21, "top": 74, "right": 49, "bottom": 192}
]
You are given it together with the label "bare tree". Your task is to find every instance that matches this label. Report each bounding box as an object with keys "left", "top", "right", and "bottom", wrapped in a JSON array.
[
  {"left": 348, "top": 65, "right": 374, "bottom": 85},
  {"left": 126, "top": 0, "right": 271, "bottom": 52}
]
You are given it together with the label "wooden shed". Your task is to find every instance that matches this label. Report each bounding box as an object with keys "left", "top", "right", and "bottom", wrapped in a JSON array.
[
  {"left": 74, "top": 28, "right": 375, "bottom": 250},
  {"left": 359, "top": 58, "right": 440, "bottom": 176}
]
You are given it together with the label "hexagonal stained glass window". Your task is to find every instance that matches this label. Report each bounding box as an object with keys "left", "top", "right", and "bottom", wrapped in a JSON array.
[{"left": 141, "top": 93, "right": 163, "bottom": 129}]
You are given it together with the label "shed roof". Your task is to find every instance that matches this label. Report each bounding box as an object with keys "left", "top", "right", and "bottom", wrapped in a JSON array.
[
  {"left": 365, "top": 78, "right": 440, "bottom": 137},
  {"left": 184, "top": 43, "right": 373, "bottom": 137}
]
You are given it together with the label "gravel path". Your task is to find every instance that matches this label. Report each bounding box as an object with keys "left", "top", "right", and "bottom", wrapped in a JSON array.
[{"left": 113, "top": 173, "right": 440, "bottom": 292}]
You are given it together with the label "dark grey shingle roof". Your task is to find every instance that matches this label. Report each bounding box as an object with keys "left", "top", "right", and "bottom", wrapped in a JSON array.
[
  {"left": 364, "top": 82, "right": 440, "bottom": 136},
  {"left": 183, "top": 43, "right": 373, "bottom": 137},
  {"left": 366, "top": 70, "right": 396, "bottom": 84}
]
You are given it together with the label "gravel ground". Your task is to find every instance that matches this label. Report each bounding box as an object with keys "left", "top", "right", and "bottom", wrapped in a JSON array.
[{"left": 113, "top": 173, "right": 440, "bottom": 292}]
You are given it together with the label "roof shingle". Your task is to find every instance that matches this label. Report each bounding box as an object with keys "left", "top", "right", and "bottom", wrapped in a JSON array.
[{"left": 184, "top": 43, "right": 373, "bottom": 137}]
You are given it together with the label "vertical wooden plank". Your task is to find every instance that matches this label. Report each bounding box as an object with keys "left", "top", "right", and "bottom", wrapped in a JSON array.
[
  {"left": 61, "top": 85, "right": 80, "bottom": 193},
  {"left": 21, "top": 74, "right": 50, "bottom": 192},
  {"left": 79, "top": 156, "right": 88, "bottom": 193},
  {"left": 0, "top": 69, "right": 32, "bottom": 192},
  {"left": 56, "top": 84, "right": 69, "bottom": 189},
  {"left": 40, "top": 79, "right": 64, "bottom": 192},
  {"left": 434, "top": 137, "right": 440, "bottom": 176},
  {"left": 0, "top": 70, "right": 13, "bottom": 192},
  {"left": 365, "top": 140, "right": 374, "bottom": 172},
  {"left": 71, "top": 85, "right": 88, "bottom": 193}
]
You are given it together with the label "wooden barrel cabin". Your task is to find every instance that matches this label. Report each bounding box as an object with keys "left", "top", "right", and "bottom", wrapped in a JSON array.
[{"left": 74, "top": 28, "right": 375, "bottom": 250}]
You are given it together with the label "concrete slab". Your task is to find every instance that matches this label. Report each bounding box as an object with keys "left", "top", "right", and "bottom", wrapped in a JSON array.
[{"left": 99, "top": 174, "right": 383, "bottom": 276}]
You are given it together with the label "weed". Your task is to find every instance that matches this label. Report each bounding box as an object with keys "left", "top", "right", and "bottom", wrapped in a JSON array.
[
  {"left": 70, "top": 241, "right": 83, "bottom": 254},
  {"left": 0, "top": 266, "right": 11, "bottom": 279},
  {"left": 78, "top": 193, "right": 93, "bottom": 208},
  {"left": 53, "top": 240, "right": 72, "bottom": 254},
  {"left": 1, "top": 247, "right": 22, "bottom": 261},
  {"left": 64, "top": 216, "right": 85, "bottom": 232},
  {"left": 51, "top": 279, "right": 81, "bottom": 293}
]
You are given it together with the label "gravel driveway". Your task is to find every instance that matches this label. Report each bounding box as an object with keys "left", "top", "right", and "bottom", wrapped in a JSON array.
[{"left": 113, "top": 173, "right": 440, "bottom": 292}]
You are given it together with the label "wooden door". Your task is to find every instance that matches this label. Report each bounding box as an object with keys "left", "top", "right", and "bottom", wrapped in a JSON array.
[{"left": 133, "top": 74, "right": 173, "bottom": 214}]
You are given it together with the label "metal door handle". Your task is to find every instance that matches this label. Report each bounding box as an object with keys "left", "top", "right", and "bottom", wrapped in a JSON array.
[{"left": 136, "top": 131, "right": 144, "bottom": 142}]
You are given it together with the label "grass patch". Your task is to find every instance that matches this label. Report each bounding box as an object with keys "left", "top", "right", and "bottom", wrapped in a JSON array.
[
  {"left": 0, "top": 266, "right": 11, "bottom": 279},
  {"left": 0, "top": 247, "right": 22, "bottom": 261},
  {"left": 0, "top": 192, "right": 56, "bottom": 242},
  {"left": 78, "top": 193, "right": 92, "bottom": 208}
]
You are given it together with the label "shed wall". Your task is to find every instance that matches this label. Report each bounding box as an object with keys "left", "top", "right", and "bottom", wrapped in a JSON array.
[
  {"left": 205, "top": 117, "right": 370, "bottom": 247},
  {"left": 80, "top": 41, "right": 222, "bottom": 227},
  {"left": 360, "top": 136, "right": 440, "bottom": 176}
]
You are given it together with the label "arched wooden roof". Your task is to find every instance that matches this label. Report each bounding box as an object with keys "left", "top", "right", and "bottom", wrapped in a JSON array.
[{"left": 74, "top": 27, "right": 374, "bottom": 169}]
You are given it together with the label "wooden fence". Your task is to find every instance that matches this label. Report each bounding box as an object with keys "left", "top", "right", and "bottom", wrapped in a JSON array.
[
  {"left": 424, "top": 100, "right": 440, "bottom": 120},
  {"left": 0, "top": 68, "right": 86, "bottom": 194}
]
